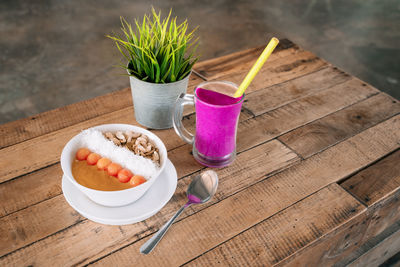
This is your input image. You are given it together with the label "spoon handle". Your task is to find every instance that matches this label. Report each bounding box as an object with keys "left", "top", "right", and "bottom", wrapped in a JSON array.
[{"left": 140, "top": 203, "right": 188, "bottom": 254}]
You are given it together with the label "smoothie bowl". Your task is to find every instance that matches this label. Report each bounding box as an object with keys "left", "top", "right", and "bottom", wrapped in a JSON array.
[{"left": 61, "top": 124, "right": 167, "bottom": 207}]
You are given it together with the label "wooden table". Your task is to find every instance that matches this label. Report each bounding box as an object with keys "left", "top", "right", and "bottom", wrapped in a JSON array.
[{"left": 1, "top": 39, "right": 399, "bottom": 266}]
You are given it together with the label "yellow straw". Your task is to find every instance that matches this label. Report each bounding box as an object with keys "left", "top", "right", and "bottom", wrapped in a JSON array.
[{"left": 233, "top": 37, "right": 279, "bottom": 98}]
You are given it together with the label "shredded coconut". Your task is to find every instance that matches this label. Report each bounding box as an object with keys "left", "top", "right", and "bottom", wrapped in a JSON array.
[{"left": 79, "top": 129, "right": 159, "bottom": 179}]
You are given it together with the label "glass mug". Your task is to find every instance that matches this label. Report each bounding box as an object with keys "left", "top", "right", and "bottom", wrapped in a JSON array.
[{"left": 173, "top": 81, "right": 244, "bottom": 168}]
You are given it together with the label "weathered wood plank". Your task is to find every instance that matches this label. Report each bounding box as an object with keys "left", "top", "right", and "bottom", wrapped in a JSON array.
[
  {"left": 0, "top": 107, "right": 133, "bottom": 183},
  {"left": 277, "top": 188, "right": 400, "bottom": 266},
  {"left": 347, "top": 228, "right": 400, "bottom": 267},
  {"left": 276, "top": 151, "right": 400, "bottom": 266},
  {"left": 280, "top": 200, "right": 400, "bottom": 267},
  {"left": 0, "top": 75, "right": 204, "bottom": 150},
  {"left": 194, "top": 39, "right": 295, "bottom": 80},
  {"left": 0, "top": 164, "right": 63, "bottom": 218},
  {"left": 243, "top": 66, "right": 351, "bottom": 116},
  {"left": 87, "top": 115, "right": 399, "bottom": 266},
  {"left": 341, "top": 150, "right": 400, "bottom": 243},
  {"left": 360, "top": 189, "right": 400, "bottom": 255},
  {"left": 90, "top": 116, "right": 399, "bottom": 264},
  {"left": 237, "top": 78, "right": 378, "bottom": 152},
  {"left": 0, "top": 146, "right": 199, "bottom": 219},
  {"left": 0, "top": 196, "right": 84, "bottom": 256},
  {"left": 0, "top": 67, "right": 364, "bottom": 184},
  {"left": 0, "top": 40, "right": 296, "bottom": 149},
  {"left": 0, "top": 140, "right": 299, "bottom": 263},
  {"left": 0, "top": 65, "right": 390, "bottom": 266},
  {"left": 273, "top": 206, "right": 369, "bottom": 266},
  {"left": 279, "top": 93, "right": 400, "bottom": 158},
  {"left": 1, "top": 114, "right": 398, "bottom": 265},
  {"left": 333, "top": 221, "right": 400, "bottom": 267},
  {"left": 0, "top": 72, "right": 378, "bottom": 219},
  {"left": 184, "top": 184, "right": 365, "bottom": 266},
  {"left": 341, "top": 150, "right": 400, "bottom": 206},
  {"left": 0, "top": 72, "right": 375, "bottom": 216},
  {"left": 0, "top": 106, "right": 251, "bottom": 215},
  {"left": 1, "top": 41, "right": 396, "bottom": 267},
  {"left": 0, "top": 88, "right": 129, "bottom": 149},
  {"left": 0, "top": 106, "right": 194, "bottom": 184},
  {"left": 216, "top": 50, "right": 327, "bottom": 97}
]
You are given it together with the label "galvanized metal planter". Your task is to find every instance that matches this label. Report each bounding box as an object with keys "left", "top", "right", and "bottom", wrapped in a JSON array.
[{"left": 129, "top": 73, "right": 191, "bottom": 129}]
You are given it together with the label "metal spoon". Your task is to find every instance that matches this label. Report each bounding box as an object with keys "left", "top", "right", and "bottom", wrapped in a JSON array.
[{"left": 140, "top": 170, "right": 218, "bottom": 254}]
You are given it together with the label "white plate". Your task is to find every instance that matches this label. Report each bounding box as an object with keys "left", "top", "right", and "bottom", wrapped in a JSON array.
[{"left": 62, "top": 159, "right": 177, "bottom": 225}]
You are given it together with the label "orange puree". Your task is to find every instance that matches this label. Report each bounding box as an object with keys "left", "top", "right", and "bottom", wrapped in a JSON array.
[{"left": 72, "top": 160, "right": 134, "bottom": 191}]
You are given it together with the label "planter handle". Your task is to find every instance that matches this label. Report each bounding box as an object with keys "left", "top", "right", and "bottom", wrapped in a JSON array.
[{"left": 173, "top": 93, "right": 195, "bottom": 145}]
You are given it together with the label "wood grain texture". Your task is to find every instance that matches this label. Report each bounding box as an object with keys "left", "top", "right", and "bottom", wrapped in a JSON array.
[
  {"left": 243, "top": 66, "right": 351, "bottom": 116},
  {"left": 0, "top": 75, "right": 204, "bottom": 150},
  {"left": 333, "top": 221, "right": 400, "bottom": 267},
  {"left": 0, "top": 107, "right": 136, "bottom": 183},
  {"left": 0, "top": 65, "right": 360, "bottom": 184},
  {"left": 89, "top": 114, "right": 399, "bottom": 266},
  {"left": 0, "top": 72, "right": 375, "bottom": 217},
  {"left": 278, "top": 192, "right": 400, "bottom": 267},
  {"left": 0, "top": 40, "right": 297, "bottom": 150},
  {"left": 0, "top": 88, "right": 131, "bottom": 149},
  {"left": 0, "top": 164, "right": 63, "bottom": 218},
  {"left": 194, "top": 39, "right": 295, "bottom": 80},
  {"left": 348, "top": 229, "right": 400, "bottom": 267},
  {"left": 275, "top": 208, "right": 369, "bottom": 267},
  {"left": 361, "top": 188, "right": 400, "bottom": 253},
  {"left": 216, "top": 50, "right": 327, "bottom": 96},
  {"left": 1, "top": 43, "right": 399, "bottom": 267},
  {"left": 277, "top": 152, "right": 400, "bottom": 266},
  {"left": 0, "top": 91, "right": 284, "bottom": 218},
  {"left": 0, "top": 145, "right": 199, "bottom": 219},
  {"left": 0, "top": 140, "right": 299, "bottom": 265},
  {"left": 279, "top": 93, "right": 400, "bottom": 158},
  {"left": 341, "top": 150, "right": 400, "bottom": 206},
  {"left": 185, "top": 184, "right": 365, "bottom": 267},
  {"left": 0, "top": 196, "right": 84, "bottom": 256},
  {"left": 1, "top": 113, "right": 398, "bottom": 266},
  {"left": 0, "top": 106, "right": 198, "bottom": 183},
  {"left": 277, "top": 187, "right": 400, "bottom": 266},
  {"left": 237, "top": 78, "right": 378, "bottom": 152},
  {"left": 0, "top": 49, "right": 329, "bottom": 184},
  {"left": 341, "top": 151, "right": 400, "bottom": 243}
]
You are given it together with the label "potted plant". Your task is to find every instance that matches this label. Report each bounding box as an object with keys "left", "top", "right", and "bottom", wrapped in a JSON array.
[{"left": 107, "top": 8, "right": 199, "bottom": 129}]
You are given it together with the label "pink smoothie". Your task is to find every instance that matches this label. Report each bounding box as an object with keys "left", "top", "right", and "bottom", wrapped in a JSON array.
[{"left": 194, "top": 87, "right": 243, "bottom": 158}]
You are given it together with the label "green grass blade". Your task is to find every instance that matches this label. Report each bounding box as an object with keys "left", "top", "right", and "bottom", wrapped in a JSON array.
[{"left": 108, "top": 8, "right": 199, "bottom": 83}]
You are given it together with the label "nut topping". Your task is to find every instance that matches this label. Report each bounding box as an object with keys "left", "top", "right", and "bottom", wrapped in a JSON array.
[
  {"left": 103, "top": 130, "right": 160, "bottom": 165},
  {"left": 115, "top": 131, "right": 126, "bottom": 144}
]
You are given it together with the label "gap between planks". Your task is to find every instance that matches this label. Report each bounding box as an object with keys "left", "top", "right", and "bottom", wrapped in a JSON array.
[
  {"left": 0, "top": 44, "right": 326, "bottom": 153},
  {"left": 86, "top": 115, "right": 400, "bottom": 266},
  {"left": 0, "top": 139, "right": 300, "bottom": 261},
  {"left": 0, "top": 40, "right": 296, "bottom": 149},
  {"left": 0, "top": 62, "right": 388, "bottom": 262},
  {"left": 0, "top": 68, "right": 367, "bottom": 219},
  {"left": 0, "top": 71, "right": 382, "bottom": 232},
  {"left": 182, "top": 183, "right": 366, "bottom": 267},
  {"left": 0, "top": 63, "right": 346, "bottom": 185},
  {"left": 340, "top": 148, "right": 400, "bottom": 206},
  {"left": 279, "top": 92, "right": 400, "bottom": 159},
  {"left": 2, "top": 114, "right": 397, "bottom": 266},
  {"left": 0, "top": 74, "right": 382, "bottom": 260}
]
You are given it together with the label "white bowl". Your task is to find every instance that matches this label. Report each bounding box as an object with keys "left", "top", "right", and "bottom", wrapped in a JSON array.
[{"left": 61, "top": 124, "right": 167, "bottom": 207}]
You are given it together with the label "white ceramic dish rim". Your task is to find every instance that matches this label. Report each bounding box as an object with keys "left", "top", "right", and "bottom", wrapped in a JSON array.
[
  {"left": 60, "top": 124, "right": 167, "bottom": 196},
  {"left": 61, "top": 159, "right": 177, "bottom": 225}
]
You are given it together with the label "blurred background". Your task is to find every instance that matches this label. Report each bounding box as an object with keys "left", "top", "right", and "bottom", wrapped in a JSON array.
[{"left": 0, "top": 0, "right": 399, "bottom": 124}]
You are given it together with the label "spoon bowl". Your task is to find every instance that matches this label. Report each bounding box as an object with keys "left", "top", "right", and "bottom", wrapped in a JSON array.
[
  {"left": 140, "top": 170, "right": 218, "bottom": 254},
  {"left": 187, "top": 170, "right": 218, "bottom": 204}
]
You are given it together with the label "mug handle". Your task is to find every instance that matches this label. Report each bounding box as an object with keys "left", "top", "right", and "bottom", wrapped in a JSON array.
[{"left": 173, "top": 93, "right": 195, "bottom": 144}]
